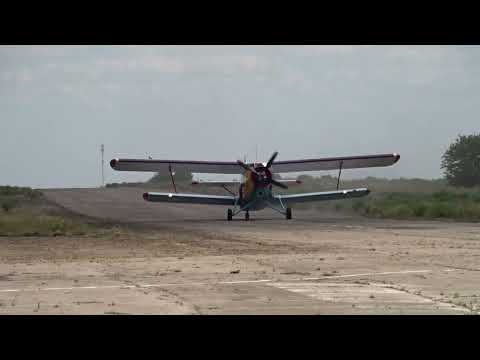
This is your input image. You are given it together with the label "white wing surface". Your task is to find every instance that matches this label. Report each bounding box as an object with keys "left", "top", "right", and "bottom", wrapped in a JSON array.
[
  {"left": 274, "top": 188, "right": 370, "bottom": 205},
  {"left": 143, "top": 192, "right": 236, "bottom": 206},
  {"left": 111, "top": 159, "right": 242, "bottom": 174},
  {"left": 271, "top": 154, "right": 400, "bottom": 173},
  {"left": 110, "top": 153, "right": 399, "bottom": 175}
]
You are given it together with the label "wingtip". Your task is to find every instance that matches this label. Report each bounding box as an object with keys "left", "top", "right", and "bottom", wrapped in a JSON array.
[
  {"left": 142, "top": 192, "right": 149, "bottom": 201},
  {"left": 110, "top": 158, "right": 119, "bottom": 169},
  {"left": 393, "top": 153, "right": 401, "bottom": 163}
]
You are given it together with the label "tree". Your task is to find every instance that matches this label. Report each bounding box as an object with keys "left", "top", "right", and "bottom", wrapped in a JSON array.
[{"left": 441, "top": 134, "right": 480, "bottom": 187}]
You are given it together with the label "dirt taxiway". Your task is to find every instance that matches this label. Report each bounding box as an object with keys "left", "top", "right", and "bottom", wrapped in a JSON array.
[{"left": 1, "top": 187, "right": 479, "bottom": 314}]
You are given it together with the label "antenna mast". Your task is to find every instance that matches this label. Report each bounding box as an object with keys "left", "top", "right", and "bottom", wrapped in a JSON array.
[{"left": 101, "top": 144, "right": 105, "bottom": 187}]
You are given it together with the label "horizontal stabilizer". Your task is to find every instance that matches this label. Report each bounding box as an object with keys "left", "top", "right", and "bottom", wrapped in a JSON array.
[
  {"left": 276, "top": 179, "right": 303, "bottom": 185},
  {"left": 191, "top": 179, "right": 301, "bottom": 187},
  {"left": 191, "top": 180, "right": 241, "bottom": 187}
]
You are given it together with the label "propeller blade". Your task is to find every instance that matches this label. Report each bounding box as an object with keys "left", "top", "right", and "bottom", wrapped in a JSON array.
[
  {"left": 237, "top": 160, "right": 258, "bottom": 175},
  {"left": 266, "top": 151, "right": 278, "bottom": 169},
  {"left": 270, "top": 179, "right": 288, "bottom": 189}
]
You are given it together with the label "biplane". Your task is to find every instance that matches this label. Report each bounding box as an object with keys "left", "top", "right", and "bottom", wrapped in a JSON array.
[{"left": 110, "top": 152, "right": 400, "bottom": 220}]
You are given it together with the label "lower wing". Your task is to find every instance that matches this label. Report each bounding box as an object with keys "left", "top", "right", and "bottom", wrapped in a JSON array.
[
  {"left": 143, "top": 192, "right": 236, "bottom": 206},
  {"left": 274, "top": 188, "right": 370, "bottom": 205}
]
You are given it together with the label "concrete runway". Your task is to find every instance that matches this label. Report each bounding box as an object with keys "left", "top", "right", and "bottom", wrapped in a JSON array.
[{"left": 0, "top": 187, "right": 479, "bottom": 314}]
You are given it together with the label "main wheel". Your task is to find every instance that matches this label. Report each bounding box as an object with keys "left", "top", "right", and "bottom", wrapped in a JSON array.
[
  {"left": 227, "top": 209, "right": 233, "bottom": 221},
  {"left": 245, "top": 211, "right": 250, "bottom": 221},
  {"left": 286, "top": 207, "right": 292, "bottom": 220}
]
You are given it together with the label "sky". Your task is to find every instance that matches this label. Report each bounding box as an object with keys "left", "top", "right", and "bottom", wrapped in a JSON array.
[{"left": 1, "top": 45, "right": 480, "bottom": 188}]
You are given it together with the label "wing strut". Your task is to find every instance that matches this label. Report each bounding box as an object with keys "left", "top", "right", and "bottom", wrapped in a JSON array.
[
  {"left": 222, "top": 185, "right": 236, "bottom": 196},
  {"left": 168, "top": 164, "right": 177, "bottom": 193},
  {"left": 336, "top": 160, "right": 343, "bottom": 190}
]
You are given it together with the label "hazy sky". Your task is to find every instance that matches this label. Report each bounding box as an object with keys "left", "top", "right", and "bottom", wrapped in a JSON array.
[{"left": 1, "top": 45, "right": 479, "bottom": 188}]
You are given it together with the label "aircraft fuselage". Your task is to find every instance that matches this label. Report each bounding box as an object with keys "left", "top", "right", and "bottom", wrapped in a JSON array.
[{"left": 237, "top": 166, "right": 276, "bottom": 211}]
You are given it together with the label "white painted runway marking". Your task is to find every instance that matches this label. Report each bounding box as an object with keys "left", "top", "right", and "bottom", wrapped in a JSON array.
[
  {"left": 300, "top": 269, "right": 432, "bottom": 281},
  {"left": 217, "top": 279, "right": 272, "bottom": 285},
  {"left": 0, "top": 269, "right": 456, "bottom": 294}
]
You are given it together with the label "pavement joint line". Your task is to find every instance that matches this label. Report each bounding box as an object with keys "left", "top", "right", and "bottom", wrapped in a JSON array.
[{"left": 0, "top": 269, "right": 457, "bottom": 294}]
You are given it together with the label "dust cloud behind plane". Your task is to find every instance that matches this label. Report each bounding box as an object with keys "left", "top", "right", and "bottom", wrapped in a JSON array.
[{"left": 1, "top": 45, "right": 479, "bottom": 188}]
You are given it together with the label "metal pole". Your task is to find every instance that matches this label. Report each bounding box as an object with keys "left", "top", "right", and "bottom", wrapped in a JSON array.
[{"left": 101, "top": 144, "right": 105, "bottom": 187}]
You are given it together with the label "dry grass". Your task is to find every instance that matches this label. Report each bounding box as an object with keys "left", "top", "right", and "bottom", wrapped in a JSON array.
[{"left": 0, "top": 186, "right": 124, "bottom": 237}]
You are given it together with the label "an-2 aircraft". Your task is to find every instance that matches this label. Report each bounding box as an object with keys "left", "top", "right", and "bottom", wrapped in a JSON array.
[{"left": 110, "top": 152, "right": 400, "bottom": 221}]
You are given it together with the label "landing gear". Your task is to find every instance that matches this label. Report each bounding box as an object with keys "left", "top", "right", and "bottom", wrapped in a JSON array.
[
  {"left": 227, "top": 209, "right": 233, "bottom": 221},
  {"left": 245, "top": 211, "right": 250, "bottom": 221},
  {"left": 286, "top": 207, "right": 292, "bottom": 220}
]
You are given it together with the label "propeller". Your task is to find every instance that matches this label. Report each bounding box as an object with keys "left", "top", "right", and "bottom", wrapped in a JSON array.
[
  {"left": 266, "top": 151, "right": 278, "bottom": 169},
  {"left": 237, "top": 151, "right": 288, "bottom": 189}
]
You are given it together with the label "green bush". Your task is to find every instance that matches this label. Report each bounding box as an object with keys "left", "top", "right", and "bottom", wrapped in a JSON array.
[
  {"left": 0, "top": 186, "right": 42, "bottom": 198},
  {"left": 461, "top": 203, "right": 480, "bottom": 219},
  {"left": 469, "top": 192, "right": 480, "bottom": 203},
  {"left": 383, "top": 204, "right": 414, "bottom": 218},
  {"left": 365, "top": 204, "right": 382, "bottom": 217},
  {"left": 413, "top": 203, "right": 427, "bottom": 217},
  {"left": 25, "top": 188, "right": 42, "bottom": 200},
  {"left": 352, "top": 200, "right": 365, "bottom": 211},
  {"left": 346, "top": 190, "right": 480, "bottom": 221},
  {"left": 47, "top": 218, "right": 67, "bottom": 235},
  {"left": 1, "top": 200, "right": 18, "bottom": 212},
  {"left": 432, "top": 191, "right": 456, "bottom": 202},
  {"left": 425, "top": 202, "right": 457, "bottom": 218}
]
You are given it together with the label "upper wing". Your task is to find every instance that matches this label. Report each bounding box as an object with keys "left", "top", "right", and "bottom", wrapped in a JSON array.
[
  {"left": 143, "top": 192, "right": 236, "bottom": 206},
  {"left": 270, "top": 153, "right": 400, "bottom": 173},
  {"left": 111, "top": 159, "right": 242, "bottom": 174},
  {"left": 274, "top": 188, "right": 370, "bottom": 205},
  {"left": 111, "top": 153, "right": 399, "bottom": 175}
]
